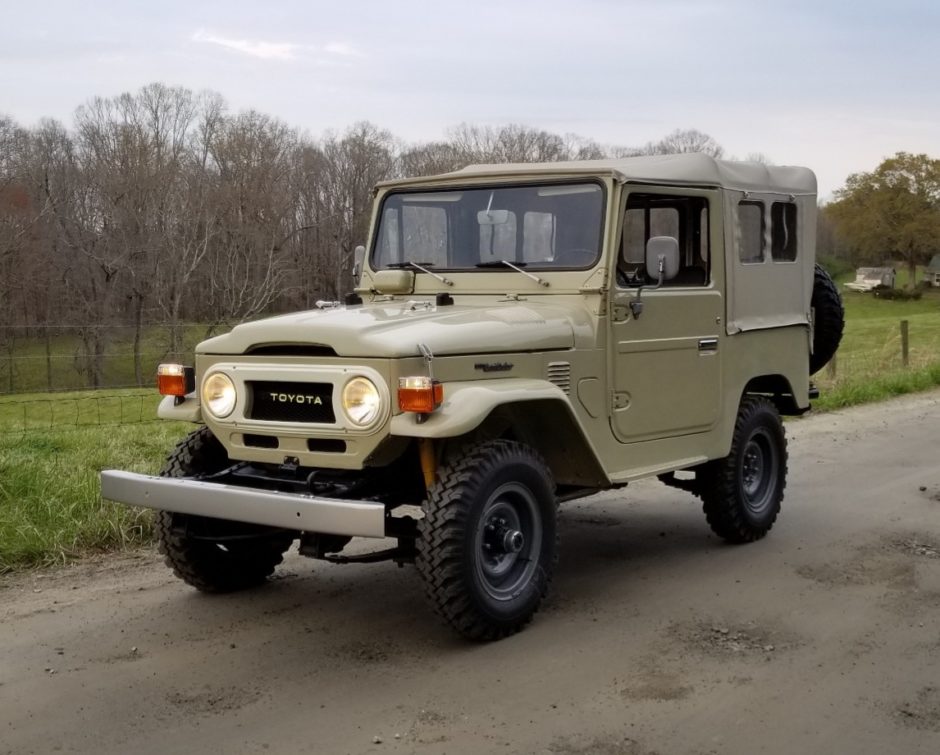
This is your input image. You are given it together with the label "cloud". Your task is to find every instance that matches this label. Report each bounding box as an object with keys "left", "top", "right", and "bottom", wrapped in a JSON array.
[
  {"left": 191, "top": 30, "right": 301, "bottom": 61},
  {"left": 323, "top": 42, "right": 362, "bottom": 58}
]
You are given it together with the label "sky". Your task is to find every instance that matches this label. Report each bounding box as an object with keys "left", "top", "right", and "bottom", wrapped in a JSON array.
[{"left": 2, "top": 0, "right": 938, "bottom": 199}]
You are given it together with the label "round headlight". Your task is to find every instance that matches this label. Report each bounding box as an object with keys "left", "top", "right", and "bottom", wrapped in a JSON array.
[
  {"left": 202, "top": 372, "right": 237, "bottom": 418},
  {"left": 342, "top": 377, "right": 381, "bottom": 427}
]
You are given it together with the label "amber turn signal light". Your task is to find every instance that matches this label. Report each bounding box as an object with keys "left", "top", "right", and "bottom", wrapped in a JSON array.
[
  {"left": 157, "top": 363, "right": 195, "bottom": 397},
  {"left": 398, "top": 376, "right": 443, "bottom": 414}
]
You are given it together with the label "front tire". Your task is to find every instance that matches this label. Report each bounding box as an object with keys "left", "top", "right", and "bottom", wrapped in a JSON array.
[
  {"left": 416, "top": 440, "right": 558, "bottom": 640},
  {"left": 156, "top": 427, "right": 294, "bottom": 593},
  {"left": 701, "top": 398, "right": 787, "bottom": 543}
]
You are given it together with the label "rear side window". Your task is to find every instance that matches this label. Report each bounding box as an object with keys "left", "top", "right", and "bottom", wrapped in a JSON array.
[
  {"left": 771, "top": 202, "right": 798, "bottom": 262},
  {"left": 738, "top": 201, "right": 764, "bottom": 263}
]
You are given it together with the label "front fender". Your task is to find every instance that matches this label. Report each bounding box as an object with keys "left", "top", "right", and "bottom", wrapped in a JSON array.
[
  {"left": 389, "top": 379, "right": 568, "bottom": 438},
  {"left": 157, "top": 394, "right": 203, "bottom": 423}
]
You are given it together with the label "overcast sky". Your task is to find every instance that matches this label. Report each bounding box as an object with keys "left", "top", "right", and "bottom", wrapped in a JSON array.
[{"left": 2, "top": 0, "right": 938, "bottom": 198}]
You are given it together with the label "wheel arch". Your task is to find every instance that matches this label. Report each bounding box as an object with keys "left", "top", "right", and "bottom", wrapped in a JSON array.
[
  {"left": 389, "top": 379, "right": 609, "bottom": 489},
  {"left": 742, "top": 374, "right": 805, "bottom": 416}
]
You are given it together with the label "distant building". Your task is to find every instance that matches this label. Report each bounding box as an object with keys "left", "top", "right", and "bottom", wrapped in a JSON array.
[
  {"left": 926, "top": 255, "right": 940, "bottom": 287},
  {"left": 844, "top": 267, "right": 896, "bottom": 292}
]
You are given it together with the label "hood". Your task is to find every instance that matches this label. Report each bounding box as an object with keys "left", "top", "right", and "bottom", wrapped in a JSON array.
[{"left": 198, "top": 301, "right": 577, "bottom": 358}]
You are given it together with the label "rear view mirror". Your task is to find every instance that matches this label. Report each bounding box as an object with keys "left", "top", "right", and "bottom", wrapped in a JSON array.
[
  {"left": 646, "top": 236, "right": 679, "bottom": 282},
  {"left": 477, "top": 209, "right": 511, "bottom": 226}
]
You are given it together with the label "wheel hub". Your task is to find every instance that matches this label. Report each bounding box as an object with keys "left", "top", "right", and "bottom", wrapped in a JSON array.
[
  {"left": 473, "top": 486, "right": 543, "bottom": 599},
  {"left": 482, "top": 515, "right": 524, "bottom": 560},
  {"left": 743, "top": 442, "right": 765, "bottom": 496}
]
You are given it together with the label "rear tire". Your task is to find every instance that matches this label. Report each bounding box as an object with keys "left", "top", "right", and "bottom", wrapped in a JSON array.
[
  {"left": 701, "top": 398, "right": 787, "bottom": 543},
  {"left": 416, "top": 440, "right": 558, "bottom": 640},
  {"left": 156, "top": 427, "right": 294, "bottom": 593}
]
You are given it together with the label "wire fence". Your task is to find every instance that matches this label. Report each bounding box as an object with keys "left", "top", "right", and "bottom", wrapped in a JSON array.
[
  {"left": 0, "top": 322, "right": 223, "bottom": 396},
  {"left": 0, "top": 391, "right": 161, "bottom": 434}
]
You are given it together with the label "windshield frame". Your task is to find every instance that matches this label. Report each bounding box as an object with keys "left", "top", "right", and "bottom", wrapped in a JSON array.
[{"left": 368, "top": 179, "right": 608, "bottom": 274}]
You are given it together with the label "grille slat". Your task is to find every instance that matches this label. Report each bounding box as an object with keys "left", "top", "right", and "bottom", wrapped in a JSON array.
[
  {"left": 547, "top": 361, "right": 571, "bottom": 394},
  {"left": 247, "top": 381, "right": 335, "bottom": 423}
]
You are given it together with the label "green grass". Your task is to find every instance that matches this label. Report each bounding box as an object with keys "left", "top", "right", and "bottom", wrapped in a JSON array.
[
  {"left": 0, "top": 390, "right": 189, "bottom": 572},
  {"left": 813, "top": 286, "right": 940, "bottom": 410}
]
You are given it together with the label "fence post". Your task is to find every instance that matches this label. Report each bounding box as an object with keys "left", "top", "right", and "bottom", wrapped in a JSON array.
[
  {"left": 901, "top": 319, "right": 909, "bottom": 367},
  {"left": 826, "top": 353, "right": 837, "bottom": 378}
]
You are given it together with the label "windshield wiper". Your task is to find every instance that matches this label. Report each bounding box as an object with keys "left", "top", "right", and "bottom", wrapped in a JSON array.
[
  {"left": 475, "top": 259, "right": 549, "bottom": 288},
  {"left": 387, "top": 261, "right": 453, "bottom": 287}
]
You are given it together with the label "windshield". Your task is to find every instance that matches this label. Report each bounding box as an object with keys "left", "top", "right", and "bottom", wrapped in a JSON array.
[{"left": 371, "top": 182, "right": 604, "bottom": 271}]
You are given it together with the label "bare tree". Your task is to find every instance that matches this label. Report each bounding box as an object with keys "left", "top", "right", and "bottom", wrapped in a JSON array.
[{"left": 643, "top": 128, "right": 724, "bottom": 158}]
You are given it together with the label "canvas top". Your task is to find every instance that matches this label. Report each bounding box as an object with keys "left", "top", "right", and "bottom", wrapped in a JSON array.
[{"left": 379, "top": 153, "right": 817, "bottom": 196}]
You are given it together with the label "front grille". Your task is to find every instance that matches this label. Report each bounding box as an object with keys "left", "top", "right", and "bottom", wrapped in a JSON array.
[{"left": 247, "top": 381, "right": 335, "bottom": 423}]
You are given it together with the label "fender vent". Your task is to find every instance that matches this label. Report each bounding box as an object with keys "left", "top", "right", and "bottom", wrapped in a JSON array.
[{"left": 547, "top": 361, "right": 571, "bottom": 394}]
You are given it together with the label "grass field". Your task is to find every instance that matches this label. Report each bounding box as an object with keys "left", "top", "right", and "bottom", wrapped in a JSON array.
[
  {"left": 2, "top": 283, "right": 939, "bottom": 572},
  {"left": 813, "top": 280, "right": 940, "bottom": 409},
  {"left": 0, "top": 390, "right": 188, "bottom": 572}
]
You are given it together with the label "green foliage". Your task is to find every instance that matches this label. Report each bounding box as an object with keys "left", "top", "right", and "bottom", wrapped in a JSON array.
[
  {"left": 817, "top": 254, "right": 855, "bottom": 282},
  {"left": 828, "top": 152, "right": 940, "bottom": 286},
  {"left": 873, "top": 287, "right": 922, "bottom": 300}
]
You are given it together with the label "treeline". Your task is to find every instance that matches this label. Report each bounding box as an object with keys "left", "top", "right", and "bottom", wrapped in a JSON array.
[{"left": 0, "top": 82, "right": 727, "bottom": 387}]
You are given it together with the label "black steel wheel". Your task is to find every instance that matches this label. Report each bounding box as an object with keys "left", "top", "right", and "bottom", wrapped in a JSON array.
[
  {"left": 701, "top": 397, "right": 787, "bottom": 543},
  {"left": 416, "top": 440, "right": 557, "bottom": 640},
  {"left": 156, "top": 427, "right": 294, "bottom": 593}
]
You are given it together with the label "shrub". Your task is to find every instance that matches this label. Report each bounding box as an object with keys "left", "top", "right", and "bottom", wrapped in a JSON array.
[{"left": 873, "top": 287, "right": 922, "bottom": 301}]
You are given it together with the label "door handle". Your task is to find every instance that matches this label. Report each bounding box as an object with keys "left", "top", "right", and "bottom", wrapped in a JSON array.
[{"left": 698, "top": 338, "right": 718, "bottom": 353}]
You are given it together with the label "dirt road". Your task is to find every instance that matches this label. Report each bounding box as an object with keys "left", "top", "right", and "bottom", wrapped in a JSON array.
[{"left": 3, "top": 391, "right": 940, "bottom": 754}]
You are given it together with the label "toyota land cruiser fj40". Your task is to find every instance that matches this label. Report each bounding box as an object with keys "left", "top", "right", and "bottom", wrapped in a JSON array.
[{"left": 101, "top": 153, "right": 844, "bottom": 640}]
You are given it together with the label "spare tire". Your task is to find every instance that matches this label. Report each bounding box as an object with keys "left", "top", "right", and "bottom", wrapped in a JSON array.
[{"left": 810, "top": 264, "right": 844, "bottom": 374}]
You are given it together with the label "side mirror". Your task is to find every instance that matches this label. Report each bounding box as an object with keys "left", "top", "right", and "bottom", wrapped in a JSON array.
[
  {"left": 645, "top": 236, "right": 679, "bottom": 282},
  {"left": 629, "top": 236, "right": 680, "bottom": 320},
  {"left": 371, "top": 269, "right": 415, "bottom": 295},
  {"left": 352, "top": 244, "right": 366, "bottom": 282}
]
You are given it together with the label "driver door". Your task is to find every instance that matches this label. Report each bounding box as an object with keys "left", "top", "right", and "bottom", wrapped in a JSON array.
[{"left": 609, "top": 188, "right": 723, "bottom": 443}]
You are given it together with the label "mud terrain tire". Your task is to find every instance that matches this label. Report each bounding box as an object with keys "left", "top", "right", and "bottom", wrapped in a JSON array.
[
  {"left": 701, "top": 397, "right": 787, "bottom": 543},
  {"left": 156, "top": 427, "right": 294, "bottom": 593},
  {"left": 416, "top": 440, "right": 558, "bottom": 641}
]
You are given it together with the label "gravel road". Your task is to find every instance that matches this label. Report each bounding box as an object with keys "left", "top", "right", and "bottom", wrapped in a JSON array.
[{"left": 3, "top": 391, "right": 940, "bottom": 754}]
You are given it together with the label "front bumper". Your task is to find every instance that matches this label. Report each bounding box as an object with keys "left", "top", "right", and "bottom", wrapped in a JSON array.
[{"left": 100, "top": 470, "right": 387, "bottom": 538}]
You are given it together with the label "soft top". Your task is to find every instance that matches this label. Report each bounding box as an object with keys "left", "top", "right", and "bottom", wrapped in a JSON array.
[{"left": 380, "top": 153, "right": 816, "bottom": 196}]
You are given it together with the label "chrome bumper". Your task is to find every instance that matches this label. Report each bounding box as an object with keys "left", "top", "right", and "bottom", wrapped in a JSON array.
[{"left": 100, "top": 470, "right": 386, "bottom": 538}]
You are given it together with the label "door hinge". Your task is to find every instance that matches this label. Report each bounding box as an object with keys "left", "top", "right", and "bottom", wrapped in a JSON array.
[{"left": 612, "top": 392, "right": 630, "bottom": 410}]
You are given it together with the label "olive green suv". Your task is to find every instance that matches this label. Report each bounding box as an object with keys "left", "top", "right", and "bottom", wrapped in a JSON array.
[{"left": 101, "top": 154, "right": 844, "bottom": 640}]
